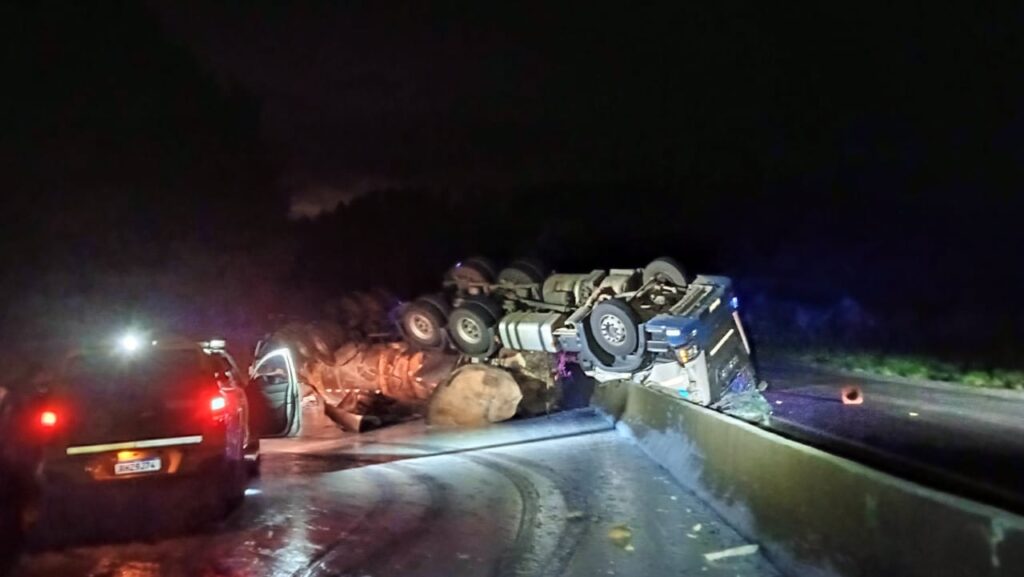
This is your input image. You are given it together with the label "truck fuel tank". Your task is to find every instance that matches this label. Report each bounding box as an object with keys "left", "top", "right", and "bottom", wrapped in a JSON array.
[{"left": 498, "top": 312, "right": 566, "bottom": 353}]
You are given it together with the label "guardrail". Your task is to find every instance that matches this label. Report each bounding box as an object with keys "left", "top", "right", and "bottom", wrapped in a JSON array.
[{"left": 594, "top": 381, "right": 1024, "bottom": 577}]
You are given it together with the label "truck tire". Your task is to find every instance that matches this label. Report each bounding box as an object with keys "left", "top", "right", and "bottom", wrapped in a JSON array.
[
  {"left": 643, "top": 257, "right": 688, "bottom": 286},
  {"left": 400, "top": 298, "right": 449, "bottom": 349},
  {"left": 416, "top": 293, "right": 452, "bottom": 317},
  {"left": 448, "top": 302, "right": 498, "bottom": 356},
  {"left": 589, "top": 299, "right": 641, "bottom": 356},
  {"left": 461, "top": 294, "right": 503, "bottom": 320},
  {"left": 498, "top": 259, "right": 547, "bottom": 285},
  {"left": 463, "top": 256, "right": 499, "bottom": 280},
  {"left": 445, "top": 257, "right": 498, "bottom": 291}
]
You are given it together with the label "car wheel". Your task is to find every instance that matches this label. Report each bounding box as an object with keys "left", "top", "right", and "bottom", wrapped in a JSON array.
[
  {"left": 589, "top": 299, "right": 641, "bottom": 356},
  {"left": 221, "top": 460, "right": 247, "bottom": 517},
  {"left": 448, "top": 303, "right": 498, "bottom": 356},
  {"left": 400, "top": 298, "right": 449, "bottom": 349},
  {"left": 0, "top": 497, "right": 22, "bottom": 566},
  {"left": 642, "top": 257, "right": 688, "bottom": 286},
  {"left": 245, "top": 453, "right": 261, "bottom": 478}
]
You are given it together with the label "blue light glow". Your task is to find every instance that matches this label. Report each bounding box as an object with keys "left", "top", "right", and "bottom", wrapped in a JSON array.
[{"left": 730, "top": 296, "right": 739, "bottom": 310}]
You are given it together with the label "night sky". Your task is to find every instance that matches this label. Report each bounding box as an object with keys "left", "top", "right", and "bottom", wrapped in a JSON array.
[
  {"left": 1, "top": 2, "right": 1022, "bottom": 360},
  {"left": 153, "top": 3, "right": 1024, "bottom": 215}
]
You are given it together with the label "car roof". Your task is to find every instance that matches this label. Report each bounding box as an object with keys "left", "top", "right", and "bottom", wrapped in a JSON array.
[{"left": 62, "top": 335, "right": 208, "bottom": 367}]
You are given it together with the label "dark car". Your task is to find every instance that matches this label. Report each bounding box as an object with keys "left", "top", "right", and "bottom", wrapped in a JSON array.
[{"left": 16, "top": 335, "right": 256, "bottom": 544}]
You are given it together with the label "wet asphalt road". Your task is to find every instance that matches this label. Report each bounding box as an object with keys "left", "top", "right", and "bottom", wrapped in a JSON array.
[
  {"left": 11, "top": 409, "right": 778, "bottom": 577},
  {"left": 762, "top": 362, "right": 1024, "bottom": 513}
]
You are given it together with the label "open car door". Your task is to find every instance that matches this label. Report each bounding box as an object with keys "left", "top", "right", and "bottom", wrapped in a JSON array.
[{"left": 249, "top": 347, "right": 302, "bottom": 437}]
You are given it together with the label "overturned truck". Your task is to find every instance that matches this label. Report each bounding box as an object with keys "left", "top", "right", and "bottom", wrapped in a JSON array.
[
  {"left": 251, "top": 257, "right": 759, "bottom": 436},
  {"left": 398, "top": 257, "right": 757, "bottom": 406}
]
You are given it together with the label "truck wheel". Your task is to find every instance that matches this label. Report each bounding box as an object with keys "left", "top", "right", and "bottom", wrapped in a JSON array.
[
  {"left": 448, "top": 303, "right": 498, "bottom": 356},
  {"left": 400, "top": 298, "right": 449, "bottom": 349},
  {"left": 589, "top": 299, "right": 640, "bottom": 356},
  {"left": 446, "top": 256, "right": 498, "bottom": 285},
  {"left": 416, "top": 294, "right": 452, "bottom": 317},
  {"left": 643, "top": 257, "right": 688, "bottom": 286},
  {"left": 498, "top": 259, "right": 548, "bottom": 285},
  {"left": 462, "top": 294, "right": 504, "bottom": 320}
]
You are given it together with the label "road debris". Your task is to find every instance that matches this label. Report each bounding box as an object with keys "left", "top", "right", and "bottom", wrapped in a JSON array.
[
  {"left": 566, "top": 510, "right": 587, "bottom": 521},
  {"left": 841, "top": 386, "right": 864, "bottom": 405},
  {"left": 692, "top": 523, "right": 702, "bottom": 532},
  {"left": 710, "top": 389, "right": 772, "bottom": 425},
  {"left": 607, "top": 524, "right": 633, "bottom": 549},
  {"left": 703, "top": 544, "right": 760, "bottom": 562}
]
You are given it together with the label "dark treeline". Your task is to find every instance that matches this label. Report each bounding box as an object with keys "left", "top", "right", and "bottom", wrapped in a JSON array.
[
  {"left": 1, "top": 2, "right": 1021, "bottom": 369},
  {"left": 294, "top": 184, "right": 1024, "bottom": 365}
]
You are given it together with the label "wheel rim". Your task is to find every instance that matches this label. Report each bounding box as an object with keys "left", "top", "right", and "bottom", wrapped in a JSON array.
[
  {"left": 599, "top": 314, "right": 627, "bottom": 346},
  {"left": 407, "top": 313, "right": 435, "bottom": 341},
  {"left": 457, "top": 317, "right": 483, "bottom": 344}
]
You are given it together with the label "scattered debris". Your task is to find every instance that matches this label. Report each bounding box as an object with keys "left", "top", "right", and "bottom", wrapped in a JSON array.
[
  {"left": 566, "top": 511, "right": 587, "bottom": 521},
  {"left": 607, "top": 524, "right": 633, "bottom": 549},
  {"left": 711, "top": 389, "right": 773, "bottom": 425},
  {"left": 686, "top": 533, "right": 698, "bottom": 539},
  {"left": 692, "top": 523, "right": 702, "bottom": 532},
  {"left": 841, "top": 386, "right": 864, "bottom": 405},
  {"left": 703, "top": 544, "right": 760, "bottom": 562},
  {"left": 495, "top": 350, "right": 561, "bottom": 416},
  {"left": 908, "top": 412, "right": 919, "bottom": 417},
  {"left": 670, "top": 496, "right": 678, "bottom": 501}
]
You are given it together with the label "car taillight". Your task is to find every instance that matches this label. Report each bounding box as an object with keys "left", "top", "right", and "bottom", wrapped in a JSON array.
[
  {"left": 39, "top": 409, "right": 59, "bottom": 429},
  {"left": 210, "top": 395, "right": 227, "bottom": 412}
]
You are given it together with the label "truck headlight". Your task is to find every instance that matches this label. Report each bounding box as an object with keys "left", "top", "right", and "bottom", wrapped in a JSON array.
[{"left": 675, "top": 342, "right": 700, "bottom": 364}]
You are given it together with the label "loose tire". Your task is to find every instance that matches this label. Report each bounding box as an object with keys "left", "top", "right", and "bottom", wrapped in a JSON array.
[
  {"left": 448, "top": 302, "right": 498, "bottom": 356},
  {"left": 400, "top": 298, "right": 449, "bottom": 349},
  {"left": 642, "top": 256, "right": 688, "bottom": 286},
  {"left": 588, "top": 299, "right": 641, "bottom": 356}
]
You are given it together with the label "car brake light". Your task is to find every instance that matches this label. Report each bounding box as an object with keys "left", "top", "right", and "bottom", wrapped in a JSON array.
[
  {"left": 210, "top": 395, "right": 227, "bottom": 412},
  {"left": 39, "top": 410, "right": 59, "bottom": 428}
]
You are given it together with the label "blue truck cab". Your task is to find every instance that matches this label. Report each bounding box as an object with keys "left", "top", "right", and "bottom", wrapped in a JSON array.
[{"left": 577, "top": 275, "right": 756, "bottom": 406}]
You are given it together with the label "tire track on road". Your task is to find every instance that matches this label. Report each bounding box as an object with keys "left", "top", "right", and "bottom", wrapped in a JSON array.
[
  {"left": 489, "top": 453, "right": 592, "bottom": 576},
  {"left": 294, "top": 466, "right": 397, "bottom": 577},
  {"left": 301, "top": 462, "right": 448, "bottom": 577}
]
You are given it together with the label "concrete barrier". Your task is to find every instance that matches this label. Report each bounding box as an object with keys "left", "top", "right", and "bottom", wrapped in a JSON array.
[{"left": 596, "top": 381, "right": 1024, "bottom": 577}]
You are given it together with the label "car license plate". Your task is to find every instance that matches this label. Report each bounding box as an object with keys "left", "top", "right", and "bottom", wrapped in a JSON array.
[{"left": 114, "top": 457, "right": 162, "bottom": 475}]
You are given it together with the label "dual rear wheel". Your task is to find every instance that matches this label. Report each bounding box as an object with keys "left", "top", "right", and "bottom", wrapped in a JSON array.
[{"left": 400, "top": 294, "right": 499, "bottom": 357}]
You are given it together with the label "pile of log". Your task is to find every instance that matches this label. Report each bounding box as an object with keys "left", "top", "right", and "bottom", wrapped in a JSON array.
[{"left": 267, "top": 318, "right": 562, "bottom": 432}]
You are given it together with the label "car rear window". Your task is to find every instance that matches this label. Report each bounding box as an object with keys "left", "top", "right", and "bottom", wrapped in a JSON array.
[{"left": 63, "top": 349, "right": 206, "bottom": 395}]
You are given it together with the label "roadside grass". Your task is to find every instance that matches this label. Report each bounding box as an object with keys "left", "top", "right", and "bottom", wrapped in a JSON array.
[{"left": 776, "top": 348, "right": 1024, "bottom": 391}]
